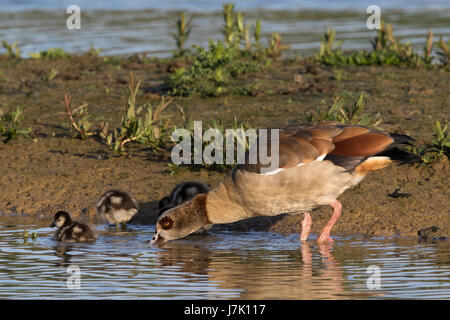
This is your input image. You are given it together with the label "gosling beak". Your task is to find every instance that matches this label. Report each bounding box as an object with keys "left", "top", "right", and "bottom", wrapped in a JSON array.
[{"left": 149, "top": 233, "right": 165, "bottom": 245}]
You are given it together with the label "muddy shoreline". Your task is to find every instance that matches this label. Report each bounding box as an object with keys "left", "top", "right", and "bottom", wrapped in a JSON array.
[{"left": 0, "top": 54, "right": 448, "bottom": 239}]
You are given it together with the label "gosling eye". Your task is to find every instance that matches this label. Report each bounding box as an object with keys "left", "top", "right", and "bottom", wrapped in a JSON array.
[{"left": 159, "top": 217, "right": 174, "bottom": 230}]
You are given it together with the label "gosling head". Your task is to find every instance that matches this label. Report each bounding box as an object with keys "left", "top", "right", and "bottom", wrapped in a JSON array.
[
  {"left": 150, "top": 194, "right": 210, "bottom": 244},
  {"left": 50, "top": 211, "right": 72, "bottom": 228}
]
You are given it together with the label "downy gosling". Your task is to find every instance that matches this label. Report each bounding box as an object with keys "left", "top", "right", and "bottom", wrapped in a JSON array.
[
  {"left": 50, "top": 210, "right": 97, "bottom": 242},
  {"left": 96, "top": 189, "right": 139, "bottom": 229},
  {"left": 158, "top": 181, "right": 209, "bottom": 216}
]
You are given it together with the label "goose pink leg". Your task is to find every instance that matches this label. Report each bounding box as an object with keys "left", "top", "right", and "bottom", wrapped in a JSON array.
[
  {"left": 300, "top": 212, "right": 312, "bottom": 242},
  {"left": 317, "top": 200, "right": 342, "bottom": 244}
]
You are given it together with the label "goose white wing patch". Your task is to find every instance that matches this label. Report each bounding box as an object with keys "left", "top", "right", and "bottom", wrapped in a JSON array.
[
  {"left": 260, "top": 153, "right": 327, "bottom": 175},
  {"left": 315, "top": 154, "right": 327, "bottom": 161}
]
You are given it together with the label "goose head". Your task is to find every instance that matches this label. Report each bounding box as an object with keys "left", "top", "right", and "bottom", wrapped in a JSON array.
[{"left": 151, "top": 194, "right": 210, "bottom": 244}]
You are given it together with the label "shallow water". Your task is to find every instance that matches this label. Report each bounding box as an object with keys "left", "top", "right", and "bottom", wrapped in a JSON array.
[
  {"left": 0, "top": 1, "right": 449, "bottom": 57},
  {"left": 0, "top": 219, "right": 449, "bottom": 299}
]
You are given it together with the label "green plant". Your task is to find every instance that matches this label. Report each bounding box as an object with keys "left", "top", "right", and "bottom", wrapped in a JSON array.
[
  {"left": 170, "top": 12, "right": 192, "bottom": 57},
  {"left": 168, "top": 163, "right": 181, "bottom": 175},
  {"left": 169, "top": 40, "right": 269, "bottom": 97},
  {"left": 266, "top": 33, "right": 290, "bottom": 59},
  {"left": 62, "top": 93, "right": 94, "bottom": 139},
  {"left": 369, "top": 22, "right": 428, "bottom": 67},
  {"left": 103, "top": 73, "right": 173, "bottom": 154},
  {"left": 0, "top": 105, "right": 31, "bottom": 142},
  {"left": 370, "top": 21, "right": 395, "bottom": 51},
  {"left": 88, "top": 45, "right": 102, "bottom": 57},
  {"left": 22, "top": 230, "right": 37, "bottom": 240},
  {"left": 436, "top": 36, "right": 450, "bottom": 66},
  {"left": 222, "top": 3, "right": 237, "bottom": 45},
  {"left": 30, "top": 48, "right": 71, "bottom": 60},
  {"left": 254, "top": 19, "right": 261, "bottom": 46},
  {"left": 417, "top": 121, "right": 449, "bottom": 163},
  {"left": 315, "top": 23, "right": 434, "bottom": 67},
  {"left": 332, "top": 69, "right": 345, "bottom": 81},
  {"left": 423, "top": 30, "right": 434, "bottom": 65},
  {"left": 1, "top": 40, "right": 21, "bottom": 58},
  {"left": 62, "top": 73, "right": 173, "bottom": 154},
  {"left": 171, "top": 110, "right": 253, "bottom": 172},
  {"left": 221, "top": 3, "right": 258, "bottom": 51},
  {"left": 44, "top": 67, "right": 60, "bottom": 82},
  {"left": 319, "top": 28, "right": 343, "bottom": 57},
  {"left": 305, "top": 91, "right": 382, "bottom": 128},
  {"left": 103, "top": 56, "right": 123, "bottom": 66}
]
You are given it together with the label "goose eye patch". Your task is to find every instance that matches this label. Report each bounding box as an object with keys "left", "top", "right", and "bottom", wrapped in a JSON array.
[{"left": 160, "top": 217, "right": 174, "bottom": 230}]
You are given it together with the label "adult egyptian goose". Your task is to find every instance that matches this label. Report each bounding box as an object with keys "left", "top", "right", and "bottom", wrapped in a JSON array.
[
  {"left": 151, "top": 122, "right": 413, "bottom": 245},
  {"left": 50, "top": 211, "right": 97, "bottom": 242}
]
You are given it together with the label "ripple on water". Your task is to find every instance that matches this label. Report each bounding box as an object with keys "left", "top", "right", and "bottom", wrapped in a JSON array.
[{"left": 0, "top": 221, "right": 449, "bottom": 299}]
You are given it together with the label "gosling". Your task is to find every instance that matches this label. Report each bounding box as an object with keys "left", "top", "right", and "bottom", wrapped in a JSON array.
[
  {"left": 158, "top": 181, "right": 209, "bottom": 216},
  {"left": 50, "top": 210, "right": 97, "bottom": 242},
  {"left": 96, "top": 189, "right": 139, "bottom": 229}
]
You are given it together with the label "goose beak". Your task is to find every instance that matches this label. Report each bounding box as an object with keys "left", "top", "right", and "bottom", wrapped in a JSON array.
[{"left": 149, "top": 233, "right": 165, "bottom": 245}]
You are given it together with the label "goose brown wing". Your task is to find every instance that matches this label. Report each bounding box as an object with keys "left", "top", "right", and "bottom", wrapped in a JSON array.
[
  {"left": 237, "top": 122, "right": 339, "bottom": 173},
  {"left": 236, "top": 122, "right": 407, "bottom": 174}
]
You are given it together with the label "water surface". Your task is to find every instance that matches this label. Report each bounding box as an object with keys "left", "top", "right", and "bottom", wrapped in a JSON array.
[
  {"left": 0, "top": 1, "right": 449, "bottom": 57},
  {"left": 0, "top": 219, "right": 449, "bottom": 299}
]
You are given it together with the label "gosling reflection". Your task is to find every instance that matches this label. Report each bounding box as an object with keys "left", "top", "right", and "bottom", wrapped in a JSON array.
[
  {"left": 155, "top": 238, "right": 349, "bottom": 299},
  {"left": 52, "top": 243, "right": 75, "bottom": 267}
]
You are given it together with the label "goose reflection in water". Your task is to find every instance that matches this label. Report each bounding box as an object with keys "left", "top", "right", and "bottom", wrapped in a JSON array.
[{"left": 153, "top": 238, "right": 380, "bottom": 299}]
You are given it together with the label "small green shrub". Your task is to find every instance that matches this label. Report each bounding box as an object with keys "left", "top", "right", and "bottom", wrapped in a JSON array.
[
  {"left": 222, "top": 3, "right": 238, "bottom": 45},
  {"left": 62, "top": 93, "right": 94, "bottom": 139},
  {"left": 63, "top": 73, "right": 173, "bottom": 154},
  {"left": 315, "top": 23, "right": 434, "bottom": 67},
  {"left": 103, "top": 56, "right": 123, "bottom": 66},
  {"left": 0, "top": 105, "right": 31, "bottom": 142},
  {"left": 103, "top": 76, "right": 173, "bottom": 154},
  {"left": 169, "top": 41, "right": 269, "bottom": 97},
  {"left": 266, "top": 32, "right": 290, "bottom": 59},
  {"left": 171, "top": 108, "right": 253, "bottom": 172},
  {"left": 332, "top": 69, "right": 345, "bottom": 81},
  {"left": 416, "top": 121, "right": 449, "bottom": 163},
  {"left": 87, "top": 46, "right": 102, "bottom": 57},
  {"left": 30, "top": 48, "right": 71, "bottom": 60},
  {"left": 43, "top": 67, "right": 60, "bottom": 82},
  {"left": 436, "top": 36, "right": 450, "bottom": 66},
  {"left": 305, "top": 91, "right": 382, "bottom": 128},
  {"left": 170, "top": 12, "right": 192, "bottom": 57},
  {"left": 318, "top": 28, "right": 343, "bottom": 57},
  {"left": 1, "top": 40, "right": 21, "bottom": 58}
]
